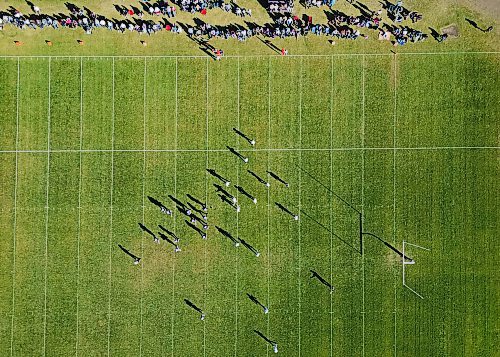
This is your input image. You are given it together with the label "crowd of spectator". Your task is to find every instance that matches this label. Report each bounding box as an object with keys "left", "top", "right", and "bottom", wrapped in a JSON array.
[{"left": 0, "top": 0, "right": 448, "bottom": 49}]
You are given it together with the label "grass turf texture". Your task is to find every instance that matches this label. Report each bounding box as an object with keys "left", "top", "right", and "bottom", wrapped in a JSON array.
[{"left": 0, "top": 54, "right": 499, "bottom": 356}]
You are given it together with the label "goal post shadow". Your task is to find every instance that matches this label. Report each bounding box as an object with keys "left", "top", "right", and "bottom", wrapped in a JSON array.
[{"left": 402, "top": 241, "right": 431, "bottom": 299}]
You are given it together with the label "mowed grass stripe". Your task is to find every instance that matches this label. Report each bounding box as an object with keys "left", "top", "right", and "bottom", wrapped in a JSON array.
[
  {"left": 172, "top": 152, "right": 206, "bottom": 356},
  {"left": 269, "top": 57, "right": 301, "bottom": 149},
  {"left": 396, "top": 150, "right": 499, "bottom": 355},
  {"left": 397, "top": 54, "right": 500, "bottom": 148},
  {"left": 50, "top": 59, "right": 81, "bottom": 150},
  {"left": 207, "top": 58, "right": 238, "bottom": 150},
  {"left": 236, "top": 150, "right": 272, "bottom": 356},
  {"left": 239, "top": 58, "right": 269, "bottom": 149},
  {"left": 267, "top": 151, "right": 300, "bottom": 356},
  {"left": 204, "top": 152, "right": 238, "bottom": 357},
  {"left": 109, "top": 152, "right": 143, "bottom": 355},
  {"left": 82, "top": 59, "right": 113, "bottom": 150},
  {"left": 331, "top": 57, "right": 363, "bottom": 148},
  {"left": 18, "top": 59, "right": 49, "bottom": 151},
  {"left": 141, "top": 152, "right": 175, "bottom": 356},
  {"left": 45, "top": 153, "right": 80, "bottom": 356},
  {"left": 205, "top": 58, "right": 239, "bottom": 356},
  {"left": 301, "top": 58, "right": 332, "bottom": 149},
  {"left": 0, "top": 59, "right": 17, "bottom": 150},
  {"left": 114, "top": 59, "right": 145, "bottom": 150},
  {"left": 11, "top": 154, "right": 47, "bottom": 355},
  {"left": 329, "top": 151, "right": 363, "bottom": 356},
  {"left": 299, "top": 151, "right": 333, "bottom": 356},
  {"left": 177, "top": 58, "right": 207, "bottom": 150},
  {"left": 362, "top": 151, "right": 396, "bottom": 355},
  {"left": 145, "top": 59, "right": 176, "bottom": 151},
  {"left": 0, "top": 154, "right": 15, "bottom": 355},
  {"left": 299, "top": 60, "right": 333, "bottom": 357},
  {"left": 363, "top": 56, "right": 395, "bottom": 149},
  {"left": 77, "top": 153, "right": 112, "bottom": 355}
]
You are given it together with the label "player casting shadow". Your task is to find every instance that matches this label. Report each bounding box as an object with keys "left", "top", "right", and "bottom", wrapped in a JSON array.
[
  {"left": 207, "top": 168, "right": 231, "bottom": 186},
  {"left": 235, "top": 185, "right": 257, "bottom": 204},
  {"left": 248, "top": 170, "right": 270, "bottom": 187},
  {"left": 267, "top": 170, "right": 289, "bottom": 187},
  {"left": 233, "top": 127, "right": 256, "bottom": 145},
  {"left": 310, "top": 269, "right": 335, "bottom": 293},
  {"left": 214, "top": 183, "right": 236, "bottom": 203},
  {"left": 227, "top": 146, "right": 248, "bottom": 163},
  {"left": 428, "top": 27, "right": 441, "bottom": 41},
  {"left": 257, "top": 36, "right": 281, "bottom": 54},
  {"left": 247, "top": 293, "right": 269, "bottom": 313},
  {"left": 184, "top": 299, "right": 205, "bottom": 320},
  {"left": 275, "top": 202, "right": 298, "bottom": 220},
  {"left": 465, "top": 18, "right": 481, "bottom": 30},
  {"left": 168, "top": 194, "right": 186, "bottom": 208},
  {"left": 185, "top": 220, "right": 207, "bottom": 239},
  {"left": 158, "top": 225, "right": 180, "bottom": 242},
  {"left": 238, "top": 237, "right": 260, "bottom": 257},
  {"left": 254, "top": 330, "right": 278, "bottom": 352},
  {"left": 118, "top": 244, "right": 141, "bottom": 264},
  {"left": 187, "top": 194, "right": 207, "bottom": 211},
  {"left": 300, "top": 209, "right": 360, "bottom": 254},
  {"left": 138, "top": 222, "right": 156, "bottom": 238},
  {"left": 187, "top": 202, "right": 208, "bottom": 219},
  {"left": 215, "top": 226, "right": 239, "bottom": 246}
]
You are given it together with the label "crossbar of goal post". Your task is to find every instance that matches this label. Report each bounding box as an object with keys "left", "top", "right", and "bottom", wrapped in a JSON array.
[{"left": 402, "top": 241, "right": 431, "bottom": 299}]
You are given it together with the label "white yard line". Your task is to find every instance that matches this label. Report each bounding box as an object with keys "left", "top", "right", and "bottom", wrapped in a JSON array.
[
  {"left": 42, "top": 56, "right": 52, "bottom": 357},
  {"left": 266, "top": 56, "right": 271, "bottom": 357},
  {"left": 171, "top": 56, "right": 178, "bottom": 357},
  {"left": 361, "top": 55, "right": 366, "bottom": 357},
  {"left": 75, "top": 56, "right": 83, "bottom": 357},
  {"left": 235, "top": 57, "right": 240, "bottom": 357},
  {"left": 298, "top": 57, "right": 303, "bottom": 357},
  {"left": 1, "top": 146, "right": 497, "bottom": 154},
  {"left": 106, "top": 57, "right": 116, "bottom": 357},
  {"left": 0, "top": 52, "right": 497, "bottom": 59},
  {"left": 392, "top": 52, "right": 398, "bottom": 357},
  {"left": 9, "top": 57, "right": 20, "bottom": 357},
  {"left": 139, "top": 57, "right": 147, "bottom": 357},
  {"left": 203, "top": 57, "right": 208, "bottom": 357},
  {"left": 329, "top": 55, "right": 334, "bottom": 357}
]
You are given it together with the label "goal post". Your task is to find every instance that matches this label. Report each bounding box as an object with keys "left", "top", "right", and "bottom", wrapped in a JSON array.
[{"left": 402, "top": 241, "right": 430, "bottom": 299}]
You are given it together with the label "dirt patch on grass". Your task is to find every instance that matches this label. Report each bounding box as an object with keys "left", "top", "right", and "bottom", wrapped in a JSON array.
[{"left": 442, "top": 24, "right": 460, "bottom": 38}]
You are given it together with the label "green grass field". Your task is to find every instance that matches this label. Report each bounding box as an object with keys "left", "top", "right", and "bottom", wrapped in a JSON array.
[{"left": 0, "top": 53, "right": 498, "bottom": 357}]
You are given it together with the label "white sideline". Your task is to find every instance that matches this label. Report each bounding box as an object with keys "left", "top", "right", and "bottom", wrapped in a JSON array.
[
  {"left": 42, "top": 56, "right": 51, "bottom": 357},
  {"left": 9, "top": 56, "right": 20, "bottom": 357}
]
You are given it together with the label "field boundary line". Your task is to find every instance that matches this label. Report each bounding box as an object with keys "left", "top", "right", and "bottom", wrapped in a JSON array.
[
  {"left": 361, "top": 55, "right": 366, "bottom": 357},
  {"left": 171, "top": 56, "right": 178, "bottom": 357},
  {"left": 298, "top": 57, "right": 303, "bottom": 357},
  {"left": 42, "top": 56, "right": 51, "bottom": 357},
  {"left": 204, "top": 56, "right": 208, "bottom": 357},
  {"left": 266, "top": 55, "right": 271, "bottom": 357},
  {"left": 9, "top": 56, "right": 20, "bottom": 357},
  {"left": 139, "top": 56, "right": 147, "bottom": 357},
  {"left": 329, "top": 55, "right": 334, "bottom": 357},
  {"left": 75, "top": 56, "right": 83, "bottom": 357},
  {"left": 106, "top": 57, "right": 115, "bottom": 357},
  {"left": 1, "top": 146, "right": 498, "bottom": 154},
  {"left": 0, "top": 52, "right": 498, "bottom": 59},
  {"left": 392, "top": 52, "right": 398, "bottom": 357},
  {"left": 235, "top": 56, "right": 240, "bottom": 357}
]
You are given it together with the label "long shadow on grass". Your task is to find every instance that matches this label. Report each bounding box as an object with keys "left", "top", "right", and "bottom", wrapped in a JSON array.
[{"left": 300, "top": 209, "right": 361, "bottom": 254}]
